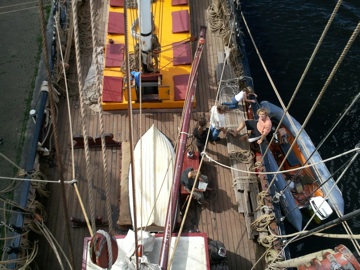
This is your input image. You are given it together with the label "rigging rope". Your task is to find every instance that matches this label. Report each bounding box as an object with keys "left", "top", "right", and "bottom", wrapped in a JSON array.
[
  {"left": 70, "top": 0, "right": 97, "bottom": 236},
  {"left": 34, "top": 219, "right": 72, "bottom": 270},
  {"left": 89, "top": 0, "right": 113, "bottom": 234},
  {"left": 54, "top": 11, "right": 94, "bottom": 239},
  {"left": 201, "top": 147, "right": 359, "bottom": 175}
]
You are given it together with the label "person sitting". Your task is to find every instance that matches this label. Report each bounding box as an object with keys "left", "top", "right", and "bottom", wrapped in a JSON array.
[
  {"left": 229, "top": 107, "right": 272, "bottom": 144},
  {"left": 193, "top": 117, "right": 215, "bottom": 161},
  {"left": 222, "top": 86, "right": 257, "bottom": 109},
  {"left": 181, "top": 167, "right": 212, "bottom": 205},
  {"left": 210, "top": 105, "right": 229, "bottom": 142}
]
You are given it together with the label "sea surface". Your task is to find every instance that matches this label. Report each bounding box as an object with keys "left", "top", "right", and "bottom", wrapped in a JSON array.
[{"left": 240, "top": 0, "right": 360, "bottom": 257}]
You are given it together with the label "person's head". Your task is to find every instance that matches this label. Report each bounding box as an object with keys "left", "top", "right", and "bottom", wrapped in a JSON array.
[
  {"left": 188, "top": 170, "right": 199, "bottom": 179},
  {"left": 257, "top": 108, "right": 268, "bottom": 120},
  {"left": 244, "top": 86, "right": 253, "bottom": 94},
  {"left": 198, "top": 117, "right": 207, "bottom": 128},
  {"left": 217, "top": 105, "right": 228, "bottom": 114}
]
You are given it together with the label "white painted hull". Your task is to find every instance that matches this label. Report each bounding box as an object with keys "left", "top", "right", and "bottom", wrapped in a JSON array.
[{"left": 129, "top": 125, "right": 175, "bottom": 229}]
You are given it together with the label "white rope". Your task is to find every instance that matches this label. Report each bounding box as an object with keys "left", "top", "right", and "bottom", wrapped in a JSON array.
[{"left": 201, "top": 146, "right": 359, "bottom": 175}]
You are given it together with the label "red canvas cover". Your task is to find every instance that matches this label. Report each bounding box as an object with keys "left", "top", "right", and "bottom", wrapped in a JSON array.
[
  {"left": 172, "top": 0, "right": 188, "bottom": 5},
  {"left": 172, "top": 10, "right": 190, "bottom": 33},
  {"left": 173, "top": 74, "right": 189, "bottom": 101},
  {"left": 105, "top": 43, "right": 125, "bottom": 67},
  {"left": 173, "top": 42, "right": 192, "bottom": 65},
  {"left": 103, "top": 76, "right": 123, "bottom": 102},
  {"left": 110, "top": 0, "right": 124, "bottom": 7},
  {"left": 108, "top": 12, "right": 125, "bottom": 34}
]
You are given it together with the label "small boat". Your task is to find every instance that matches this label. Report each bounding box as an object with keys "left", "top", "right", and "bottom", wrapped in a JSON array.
[
  {"left": 129, "top": 124, "right": 175, "bottom": 230},
  {"left": 259, "top": 100, "right": 344, "bottom": 230}
]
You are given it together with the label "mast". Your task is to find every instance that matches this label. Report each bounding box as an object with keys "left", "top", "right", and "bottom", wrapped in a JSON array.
[
  {"left": 159, "top": 26, "right": 207, "bottom": 270},
  {"left": 137, "top": 0, "right": 152, "bottom": 66}
]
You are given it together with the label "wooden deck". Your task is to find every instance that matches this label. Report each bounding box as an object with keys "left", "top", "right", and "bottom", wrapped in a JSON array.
[{"left": 35, "top": 0, "right": 266, "bottom": 269}]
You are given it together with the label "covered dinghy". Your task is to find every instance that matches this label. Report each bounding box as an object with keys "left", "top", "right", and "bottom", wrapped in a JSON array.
[{"left": 129, "top": 125, "right": 176, "bottom": 230}]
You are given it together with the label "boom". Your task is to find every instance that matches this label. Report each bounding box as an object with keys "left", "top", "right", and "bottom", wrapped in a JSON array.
[{"left": 158, "top": 26, "right": 207, "bottom": 269}]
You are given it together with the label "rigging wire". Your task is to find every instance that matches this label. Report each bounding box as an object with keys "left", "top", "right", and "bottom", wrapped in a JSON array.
[{"left": 124, "top": 1, "right": 140, "bottom": 267}]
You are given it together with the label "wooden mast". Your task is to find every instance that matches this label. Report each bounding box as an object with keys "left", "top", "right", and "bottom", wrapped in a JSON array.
[{"left": 158, "top": 26, "right": 207, "bottom": 270}]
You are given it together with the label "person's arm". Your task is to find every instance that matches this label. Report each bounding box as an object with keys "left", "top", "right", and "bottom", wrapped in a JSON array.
[
  {"left": 236, "top": 121, "right": 246, "bottom": 133},
  {"left": 244, "top": 95, "right": 256, "bottom": 103},
  {"left": 257, "top": 133, "right": 267, "bottom": 144}
]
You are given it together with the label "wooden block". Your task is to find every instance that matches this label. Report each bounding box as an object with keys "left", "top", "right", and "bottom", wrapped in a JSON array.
[
  {"left": 72, "top": 135, "right": 96, "bottom": 149},
  {"left": 94, "top": 133, "right": 121, "bottom": 147}
]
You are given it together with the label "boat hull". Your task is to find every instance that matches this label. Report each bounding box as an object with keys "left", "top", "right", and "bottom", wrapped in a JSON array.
[{"left": 261, "top": 144, "right": 303, "bottom": 231}]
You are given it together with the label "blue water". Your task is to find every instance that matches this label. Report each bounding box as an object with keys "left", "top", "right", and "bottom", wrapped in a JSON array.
[{"left": 240, "top": 0, "right": 360, "bottom": 257}]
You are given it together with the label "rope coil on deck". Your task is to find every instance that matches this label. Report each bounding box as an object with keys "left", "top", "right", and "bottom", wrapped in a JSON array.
[{"left": 229, "top": 149, "right": 254, "bottom": 163}]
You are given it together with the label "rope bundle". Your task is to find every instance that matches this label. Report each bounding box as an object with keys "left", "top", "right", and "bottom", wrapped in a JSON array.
[{"left": 229, "top": 149, "right": 254, "bottom": 163}]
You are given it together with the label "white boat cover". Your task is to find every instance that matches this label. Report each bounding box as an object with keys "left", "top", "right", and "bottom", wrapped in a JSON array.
[{"left": 129, "top": 124, "right": 175, "bottom": 229}]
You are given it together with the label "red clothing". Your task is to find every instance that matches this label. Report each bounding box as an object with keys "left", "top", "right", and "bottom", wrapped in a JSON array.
[{"left": 257, "top": 116, "right": 272, "bottom": 135}]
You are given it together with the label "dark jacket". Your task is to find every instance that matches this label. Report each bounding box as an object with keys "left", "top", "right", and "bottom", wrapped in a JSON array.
[
  {"left": 181, "top": 167, "right": 195, "bottom": 190},
  {"left": 193, "top": 127, "right": 211, "bottom": 146}
]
